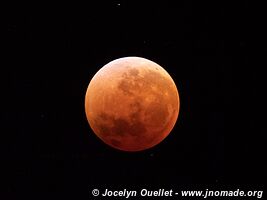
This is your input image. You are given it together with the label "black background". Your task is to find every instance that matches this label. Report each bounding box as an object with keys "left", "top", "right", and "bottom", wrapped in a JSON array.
[{"left": 6, "top": 1, "right": 265, "bottom": 199}]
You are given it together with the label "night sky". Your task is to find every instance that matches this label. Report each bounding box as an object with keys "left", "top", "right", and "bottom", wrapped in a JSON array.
[{"left": 6, "top": 1, "right": 264, "bottom": 199}]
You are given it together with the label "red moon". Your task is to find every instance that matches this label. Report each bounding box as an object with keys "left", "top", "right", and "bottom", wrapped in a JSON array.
[{"left": 85, "top": 57, "right": 180, "bottom": 151}]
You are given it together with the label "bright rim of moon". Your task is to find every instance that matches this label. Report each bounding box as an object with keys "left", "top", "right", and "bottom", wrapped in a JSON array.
[{"left": 85, "top": 57, "right": 180, "bottom": 151}]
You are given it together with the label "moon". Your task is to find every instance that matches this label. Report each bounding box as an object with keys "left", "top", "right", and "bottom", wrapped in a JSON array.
[{"left": 85, "top": 57, "right": 180, "bottom": 151}]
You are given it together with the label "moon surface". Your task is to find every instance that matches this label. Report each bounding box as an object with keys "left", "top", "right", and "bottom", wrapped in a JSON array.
[{"left": 85, "top": 57, "right": 180, "bottom": 151}]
